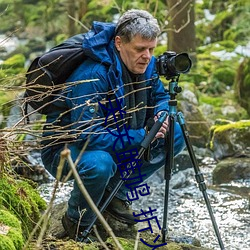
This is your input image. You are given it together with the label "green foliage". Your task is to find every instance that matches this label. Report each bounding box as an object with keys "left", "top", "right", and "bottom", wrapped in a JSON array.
[
  {"left": 0, "top": 209, "right": 21, "bottom": 229},
  {"left": 55, "top": 33, "right": 69, "bottom": 45},
  {"left": 196, "top": 0, "right": 250, "bottom": 47},
  {"left": 1, "top": 54, "right": 25, "bottom": 69},
  {"left": 234, "top": 57, "right": 250, "bottom": 115},
  {"left": 0, "top": 54, "right": 26, "bottom": 84},
  {"left": 210, "top": 10, "right": 234, "bottom": 41},
  {"left": 107, "top": 237, "right": 134, "bottom": 250},
  {"left": 199, "top": 95, "right": 224, "bottom": 107},
  {"left": 192, "top": 40, "right": 241, "bottom": 96},
  {"left": 154, "top": 44, "right": 167, "bottom": 57},
  {"left": 213, "top": 67, "right": 235, "bottom": 86}
]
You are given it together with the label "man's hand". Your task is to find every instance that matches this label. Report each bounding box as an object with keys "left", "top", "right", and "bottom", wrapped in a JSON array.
[{"left": 154, "top": 112, "right": 169, "bottom": 139}]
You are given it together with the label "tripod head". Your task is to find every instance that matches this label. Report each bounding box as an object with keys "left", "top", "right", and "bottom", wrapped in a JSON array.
[
  {"left": 156, "top": 51, "right": 192, "bottom": 100},
  {"left": 168, "top": 76, "right": 182, "bottom": 100}
]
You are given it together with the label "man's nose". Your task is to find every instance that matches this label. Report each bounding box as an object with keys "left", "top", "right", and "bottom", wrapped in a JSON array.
[{"left": 142, "top": 50, "right": 151, "bottom": 59}]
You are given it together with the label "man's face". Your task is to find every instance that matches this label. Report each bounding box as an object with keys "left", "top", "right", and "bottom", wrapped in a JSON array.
[{"left": 115, "top": 35, "right": 157, "bottom": 74}]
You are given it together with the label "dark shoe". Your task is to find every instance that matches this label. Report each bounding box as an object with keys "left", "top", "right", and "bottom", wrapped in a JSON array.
[
  {"left": 105, "top": 196, "right": 139, "bottom": 225},
  {"left": 61, "top": 213, "right": 97, "bottom": 242}
]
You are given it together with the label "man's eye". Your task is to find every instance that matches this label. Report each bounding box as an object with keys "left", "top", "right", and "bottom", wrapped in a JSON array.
[{"left": 136, "top": 48, "right": 144, "bottom": 52}]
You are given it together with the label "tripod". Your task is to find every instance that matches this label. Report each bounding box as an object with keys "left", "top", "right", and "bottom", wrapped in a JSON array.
[
  {"left": 161, "top": 77, "right": 225, "bottom": 249},
  {"left": 82, "top": 77, "right": 225, "bottom": 250}
]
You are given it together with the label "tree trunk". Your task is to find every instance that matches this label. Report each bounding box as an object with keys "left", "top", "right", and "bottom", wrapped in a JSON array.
[
  {"left": 78, "top": 0, "right": 88, "bottom": 20},
  {"left": 167, "top": 0, "right": 196, "bottom": 62},
  {"left": 67, "top": 0, "right": 76, "bottom": 36}
]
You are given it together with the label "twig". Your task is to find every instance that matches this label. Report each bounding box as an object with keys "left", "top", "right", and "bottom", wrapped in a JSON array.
[
  {"left": 68, "top": 14, "right": 89, "bottom": 31},
  {"left": 61, "top": 148, "right": 124, "bottom": 250},
  {"left": 134, "top": 230, "right": 140, "bottom": 250},
  {"left": 93, "top": 225, "right": 109, "bottom": 250},
  {"left": 22, "top": 154, "right": 65, "bottom": 249}
]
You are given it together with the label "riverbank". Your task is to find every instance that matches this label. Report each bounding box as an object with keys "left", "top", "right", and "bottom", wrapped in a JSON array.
[{"left": 38, "top": 155, "right": 250, "bottom": 250}]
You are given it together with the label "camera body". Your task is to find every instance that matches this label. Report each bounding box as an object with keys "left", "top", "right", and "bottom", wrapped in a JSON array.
[{"left": 156, "top": 51, "right": 192, "bottom": 79}]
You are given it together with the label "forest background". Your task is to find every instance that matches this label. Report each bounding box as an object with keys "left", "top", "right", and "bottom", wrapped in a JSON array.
[{"left": 0, "top": 0, "right": 250, "bottom": 125}]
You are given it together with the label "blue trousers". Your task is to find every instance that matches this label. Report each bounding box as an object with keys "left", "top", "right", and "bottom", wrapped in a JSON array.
[{"left": 41, "top": 122, "right": 185, "bottom": 226}]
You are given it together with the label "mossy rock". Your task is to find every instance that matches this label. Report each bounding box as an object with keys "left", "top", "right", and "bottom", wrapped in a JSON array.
[
  {"left": 0, "top": 174, "right": 47, "bottom": 239},
  {"left": 199, "top": 92, "right": 248, "bottom": 122},
  {"left": 0, "top": 209, "right": 24, "bottom": 250},
  {"left": 209, "top": 120, "right": 250, "bottom": 160}
]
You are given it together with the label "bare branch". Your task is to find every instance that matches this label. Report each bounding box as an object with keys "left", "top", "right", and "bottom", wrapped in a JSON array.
[{"left": 62, "top": 148, "right": 124, "bottom": 250}]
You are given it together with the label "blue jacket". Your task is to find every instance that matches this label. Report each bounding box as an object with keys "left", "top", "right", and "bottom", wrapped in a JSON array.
[{"left": 44, "top": 21, "right": 170, "bottom": 154}]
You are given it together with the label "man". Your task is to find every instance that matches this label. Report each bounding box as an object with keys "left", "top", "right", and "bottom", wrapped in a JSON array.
[{"left": 41, "top": 9, "right": 185, "bottom": 241}]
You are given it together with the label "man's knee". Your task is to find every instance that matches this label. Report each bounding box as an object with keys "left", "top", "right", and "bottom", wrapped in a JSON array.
[{"left": 77, "top": 150, "right": 117, "bottom": 180}]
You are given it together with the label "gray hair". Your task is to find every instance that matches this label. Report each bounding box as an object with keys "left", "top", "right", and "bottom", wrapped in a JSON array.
[{"left": 115, "top": 9, "right": 161, "bottom": 43}]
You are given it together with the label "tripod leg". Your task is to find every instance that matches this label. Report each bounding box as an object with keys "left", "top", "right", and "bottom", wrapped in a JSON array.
[
  {"left": 162, "top": 114, "right": 175, "bottom": 243},
  {"left": 177, "top": 112, "right": 225, "bottom": 250}
]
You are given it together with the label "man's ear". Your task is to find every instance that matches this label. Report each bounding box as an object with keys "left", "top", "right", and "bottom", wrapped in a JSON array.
[{"left": 115, "top": 36, "right": 122, "bottom": 51}]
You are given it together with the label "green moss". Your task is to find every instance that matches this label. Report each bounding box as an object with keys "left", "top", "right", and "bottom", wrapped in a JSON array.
[
  {"left": 0, "top": 209, "right": 24, "bottom": 249},
  {"left": 0, "top": 209, "right": 21, "bottom": 229},
  {"left": 213, "top": 120, "right": 250, "bottom": 133},
  {"left": 0, "top": 235, "right": 16, "bottom": 250},
  {"left": 106, "top": 237, "right": 135, "bottom": 250},
  {"left": 0, "top": 175, "right": 47, "bottom": 239},
  {"left": 199, "top": 95, "right": 224, "bottom": 107},
  {"left": 7, "top": 228, "right": 24, "bottom": 249}
]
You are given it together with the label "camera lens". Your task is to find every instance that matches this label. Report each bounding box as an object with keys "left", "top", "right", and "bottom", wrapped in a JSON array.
[{"left": 174, "top": 53, "right": 192, "bottom": 73}]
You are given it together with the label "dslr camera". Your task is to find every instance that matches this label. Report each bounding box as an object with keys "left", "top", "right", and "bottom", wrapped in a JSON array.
[{"left": 156, "top": 51, "right": 192, "bottom": 79}]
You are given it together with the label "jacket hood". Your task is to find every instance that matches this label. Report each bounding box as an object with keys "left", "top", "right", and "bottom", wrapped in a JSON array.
[{"left": 82, "top": 21, "right": 116, "bottom": 65}]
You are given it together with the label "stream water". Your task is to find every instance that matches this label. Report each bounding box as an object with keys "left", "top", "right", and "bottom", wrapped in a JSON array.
[{"left": 38, "top": 156, "right": 250, "bottom": 250}]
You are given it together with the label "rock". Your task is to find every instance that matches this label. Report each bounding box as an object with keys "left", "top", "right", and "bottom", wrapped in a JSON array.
[
  {"left": 179, "top": 100, "right": 211, "bottom": 148},
  {"left": 170, "top": 168, "right": 193, "bottom": 189},
  {"left": 209, "top": 120, "right": 250, "bottom": 160},
  {"left": 213, "top": 157, "right": 250, "bottom": 184},
  {"left": 181, "top": 89, "right": 199, "bottom": 105}
]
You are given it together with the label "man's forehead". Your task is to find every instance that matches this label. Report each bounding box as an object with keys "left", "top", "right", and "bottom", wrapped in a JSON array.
[{"left": 129, "top": 35, "right": 157, "bottom": 46}]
